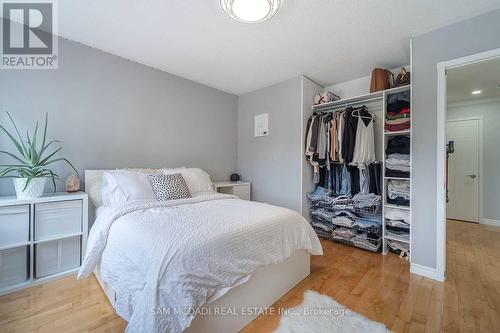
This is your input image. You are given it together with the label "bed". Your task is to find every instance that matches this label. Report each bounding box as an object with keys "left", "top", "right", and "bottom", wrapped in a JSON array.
[{"left": 81, "top": 169, "right": 322, "bottom": 333}]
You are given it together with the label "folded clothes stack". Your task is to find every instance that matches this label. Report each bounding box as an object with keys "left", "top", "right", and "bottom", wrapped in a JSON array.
[
  {"left": 385, "top": 153, "right": 410, "bottom": 178},
  {"left": 386, "top": 91, "right": 410, "bottom": 132},
  {"left": 331, "top": 211, "right": 357, "bottom": 228},
  {"left": 385, "top": 208, "right": 410, "bottom": 240},
  {"left": 386, "top": 179, "right": 410, "bottom": 206},
  {"left": 332, "top": 227, "right": 356, "bottom": 240},
  {"left": 386, "top": 135, "right": 410, "bottom": 154}
]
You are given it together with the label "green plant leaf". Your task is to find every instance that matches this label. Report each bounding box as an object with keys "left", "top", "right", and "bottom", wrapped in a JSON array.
[
  {"left": 0, "top": 124, "right": 26, "bottom": 157},
  {"left": 0, "top": 167, "right": 20, "bottom": 177},
  {"left": 27, "top": 125, "right": 40, "bottom": 164},
  {"left": 22, "top": 176, "right": 32, "bottom": 191},
  {"left": 26, "top": 130, "right": 33, "bottom": 163},
  {"left": 38, "top": 147, "right": 62, "bottom": 166},
  {"left": 1, "top": 112, "right": 79, "bottom": 183},
  {"left": 38, "top": 139, "right": 60, "bottom": 158},
  {"left": 44, "top": 157, "right": 79, "bottom": 176},
  {"left": 41, "top": 113, "right": 48, "bottom": 155},
  {"left": 33, "top": 121, "right": 38, "bottom": 150},
  {"left": 0, "top": 164, "right": 31, "bottom": 167},
  {"left": 6, "top": 111, "right": 28, "bottom": 157},
  {"left": 0, "top": 150, "right": 26, "bottom": 164},
  {"left": 48, "top": 170, "right": 57, "bottom": 192}
]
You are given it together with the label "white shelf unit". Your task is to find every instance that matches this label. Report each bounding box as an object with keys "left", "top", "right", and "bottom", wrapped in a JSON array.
[
  {"left": 382, "top": 84, "right": 412, "bottom": 258},
  {"left": 0, "top": 192, "right": 88, "bottom": 295}
]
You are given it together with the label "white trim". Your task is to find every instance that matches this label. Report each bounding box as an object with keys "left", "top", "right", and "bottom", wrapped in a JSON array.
[
  {"left": 410, "top": 263, "right": 444, "bottom": 282},
  {"left": 440, "top": 48, "right": 500, "bottom": 69},
  {"left": 436, "top": 62, "right": 447, "bottom": 282},
  {"left": 448, "top": 96, "right": 500, "bottom": 108},
  {"left": 481, "top": 219, "right": 500, "bottom": 227},
  {"left": 409, "top": 37, "right": 413, "bottom": 263},
  {"left": 436, "top": 47, "right": 500, "bottom": 283},
  {"left": 446, "top": 117, "right": 483, "bottom": 224},
  {"left": 300, "top": 76, "right": 305, "bottom": 216}
]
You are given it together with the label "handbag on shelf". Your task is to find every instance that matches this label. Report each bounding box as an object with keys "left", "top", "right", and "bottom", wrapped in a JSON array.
[
  {"left": 394, "top": 67, "right": 410, "bottom": 87},
  {"left": 313, "top": 91, "right": 341, "bottom": 105},
  {"left": 370, "top": 68, "right": 394, "bottom": 93}
]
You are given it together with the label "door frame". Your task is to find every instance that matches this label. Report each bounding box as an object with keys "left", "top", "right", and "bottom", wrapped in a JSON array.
[
  {"left": 445, "top": 117, "right": 483, "bottom": 223},
  {"left": 436, "top": 47, "right": 500, "bottom": 281}
]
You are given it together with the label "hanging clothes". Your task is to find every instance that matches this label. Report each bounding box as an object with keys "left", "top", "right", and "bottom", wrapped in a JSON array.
[
  {"left": 330, "top": 115, "right": 339, "bottom": 161},
  {"left": 305, "top": 105, "right": 381, "bottom": 196},
  {"left": 341, "top": 107, "right": 359, "bottom": 164},
  {"left": 350, "top": 108, "right": 376, "bottom": 166},
  {"left": 337, "top": 110, "right": 346, "bottom": 163}
]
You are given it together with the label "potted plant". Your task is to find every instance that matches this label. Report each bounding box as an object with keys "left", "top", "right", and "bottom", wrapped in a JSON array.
[{"left": 0, "top": 112, "right": 78, "bottom": 199}]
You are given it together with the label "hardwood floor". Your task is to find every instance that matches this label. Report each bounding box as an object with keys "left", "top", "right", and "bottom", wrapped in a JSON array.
[{"left": 0, "top": 219, "right": 498, "bottom": 332}]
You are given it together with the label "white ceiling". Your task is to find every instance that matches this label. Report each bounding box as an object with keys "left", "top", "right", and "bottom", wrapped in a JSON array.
[
  {"left": 56, "top": 1, "right": 500, "bottom": 95},
  {"left": 448, "top": 58, "right": 500, "bottom": 104}
]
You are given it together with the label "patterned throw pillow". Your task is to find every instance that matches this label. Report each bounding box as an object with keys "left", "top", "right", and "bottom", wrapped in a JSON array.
[{"left": 147, "top": 173, "right": 191, "bottom": 201}]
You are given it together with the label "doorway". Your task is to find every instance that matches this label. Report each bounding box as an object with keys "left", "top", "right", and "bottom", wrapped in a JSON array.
[{"left": 436, "top": 48, "right": 500, "bottom": 280}]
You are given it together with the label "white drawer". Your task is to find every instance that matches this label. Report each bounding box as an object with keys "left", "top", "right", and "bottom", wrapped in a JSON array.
[
  {"left": 35, "top": 236, "right": 81, "bottom": 278},
  {"left": 0, "top": 205, "right": 30, "bottom": 248},
  {"left": 232, "top": 185, "right": 250, "bottom": 200},
  {"left": 0, "top": 246, "right": 29, "bottom": 288},
  {"left": 35, "top": 200, "right": 82, "bottom": 241}
]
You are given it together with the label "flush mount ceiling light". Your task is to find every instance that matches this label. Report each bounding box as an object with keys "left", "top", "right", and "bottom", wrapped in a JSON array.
[
  {"left": 472, "top": 89, "right": 482, "bottom": 95},
  {"left": 220, "top": 0, "right": 281, "bottom": 24}
]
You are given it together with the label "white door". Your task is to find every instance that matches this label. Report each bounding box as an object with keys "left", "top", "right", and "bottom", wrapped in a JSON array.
[{"left": 446, "top": 119, "right": 480, "bottom": 222}]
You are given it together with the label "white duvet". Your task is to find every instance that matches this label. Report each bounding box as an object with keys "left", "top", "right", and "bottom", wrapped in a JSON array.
[{"left": 78, "top": 192, "right": 322, "bottom": 333}]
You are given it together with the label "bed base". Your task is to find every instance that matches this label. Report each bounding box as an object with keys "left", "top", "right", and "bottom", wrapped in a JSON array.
[{"left": 94, "top": 250, "right": 310, "bottom": 333}]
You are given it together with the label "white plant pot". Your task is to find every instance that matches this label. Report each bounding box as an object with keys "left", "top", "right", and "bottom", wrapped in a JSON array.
[{"left": 13, "top": 177, "right": 47, "bottom": 200}]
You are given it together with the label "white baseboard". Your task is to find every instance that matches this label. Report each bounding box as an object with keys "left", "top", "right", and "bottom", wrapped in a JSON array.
[
  {"left": 481, "top": 219, "right": 500, "bottom": 227},
  {"left": 410, "top": 263, "right": 444, "bottom": 282}
]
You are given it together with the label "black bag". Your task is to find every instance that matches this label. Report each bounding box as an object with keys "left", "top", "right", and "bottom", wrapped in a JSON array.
[{"left": 394, "top": 67, "right": 410, "bottom": 87}]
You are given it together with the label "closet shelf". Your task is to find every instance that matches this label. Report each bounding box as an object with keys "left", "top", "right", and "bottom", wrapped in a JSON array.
[
  {"left": 384, "top": 235, "right": 410, "bottom": 244},
  {"left": 384, "top": 130, "right": 411, "bottom": 136},
  {"left": 384, "top": 176, "right": 410, "bottom": 181},
  {"left": 384, "top": 204, "right": 411, "bottom": 211},
  {"left": 312, "top": 85, "right": 411, "bottom": 111}
]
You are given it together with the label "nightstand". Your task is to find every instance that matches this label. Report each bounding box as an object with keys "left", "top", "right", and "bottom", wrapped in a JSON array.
[
  {"left": 0, "top": 192, "right": 88, "bottom": 295},
  {"left": 213, "top": 181, "right": 251, "bottom": 200}
]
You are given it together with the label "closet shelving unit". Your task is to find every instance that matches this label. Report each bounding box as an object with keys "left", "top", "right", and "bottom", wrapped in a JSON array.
[
  {"left": 309, "top": 85, "right": 411, "bottom": 253},
  {"left": 382, "top": 84, "right": 412, "bottom": 259}
]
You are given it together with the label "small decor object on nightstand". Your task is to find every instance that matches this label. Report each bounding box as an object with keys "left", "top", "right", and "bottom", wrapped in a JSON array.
[
  {"left": 230, "top": 173, "right": 240, "bottom": 182},
  {"left": 65, "top": 175, "right": 80, "bottom": 192},
  {"left": 0, "top": 112, "right": 78, "bottom": 199}
]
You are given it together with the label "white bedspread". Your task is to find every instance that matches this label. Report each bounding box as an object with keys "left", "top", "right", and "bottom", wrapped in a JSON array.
[{"left": 78, "top": 192, "right": 322, "bottom": 333}]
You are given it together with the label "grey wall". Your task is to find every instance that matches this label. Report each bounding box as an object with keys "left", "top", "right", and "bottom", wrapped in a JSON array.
[
  {"left": 237, "top": 77, "right": 303, "bottom": 212},
  {"left": 0, "top": 36, "right": 238, "bottom": 195},
  {"left": 447, "top": 100, "right": 500, "bottom": 222},
  {"left": 412, "top": 9, "right": 500, "bottom": 268}
]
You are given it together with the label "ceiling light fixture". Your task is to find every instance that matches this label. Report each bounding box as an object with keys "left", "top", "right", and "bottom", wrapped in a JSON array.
[
  {"left": 220, "top": 0, "right": 281, "bottom": 24},
  {"left": 472, "top": 90, "right": 482, "bottom": 95}
]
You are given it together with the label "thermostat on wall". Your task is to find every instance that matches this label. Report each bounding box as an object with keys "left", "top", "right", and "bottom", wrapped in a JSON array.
[{"left": 254, "top": 113, "right": 268, "bottom": 137}]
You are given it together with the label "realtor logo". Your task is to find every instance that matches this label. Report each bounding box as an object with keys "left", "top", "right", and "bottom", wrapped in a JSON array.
[{"left": 1, "top": 0, "right": 58, "bottom": 69}]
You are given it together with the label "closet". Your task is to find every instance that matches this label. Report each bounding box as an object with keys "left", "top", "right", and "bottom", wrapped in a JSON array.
[
  {"left": 305, "top": 94, "right": 384, "bottom": 252},
  {"left": 305, "top": 84, "right": 412, "bottom": 258}
]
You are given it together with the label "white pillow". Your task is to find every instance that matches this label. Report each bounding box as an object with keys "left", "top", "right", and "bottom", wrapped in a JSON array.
[
  {"left": 101, "top": 170, "right": 156, "bottom": 206},
  {"left": 162, "top": 168, "right": 214, "bottom": 194}
]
